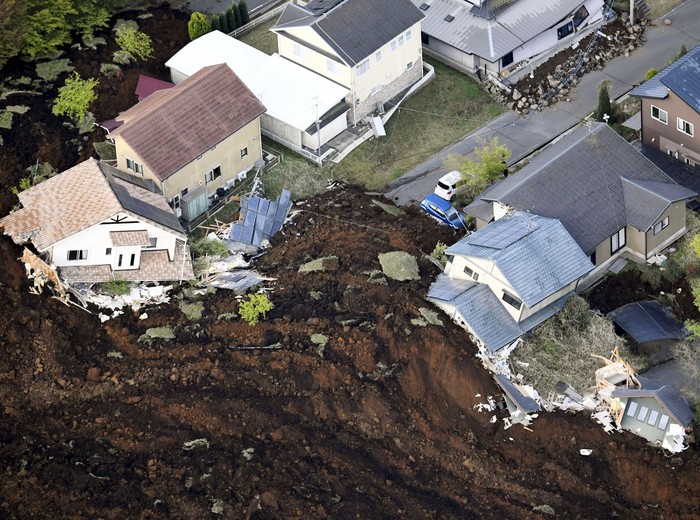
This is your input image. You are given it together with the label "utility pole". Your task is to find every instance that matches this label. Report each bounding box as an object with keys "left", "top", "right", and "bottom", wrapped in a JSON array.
[
  {"left": 630, "top": 0, "right": 634, "bottom": 26},
  {"left": 314, "top": 95, "right": 321, "bottom": 165}
]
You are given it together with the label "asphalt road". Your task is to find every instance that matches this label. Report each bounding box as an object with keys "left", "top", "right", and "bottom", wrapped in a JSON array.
[{"left": 385, "top": 1, "right": 700, "bottom": 206}]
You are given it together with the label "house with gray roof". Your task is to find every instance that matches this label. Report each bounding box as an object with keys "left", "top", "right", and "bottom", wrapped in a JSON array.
[
  {"left": 428, "top": 212, "right": 594, "bottom": 353},
  {"left": 465, "top": 123, "right": 696, "bottom": 282},
  {"left": 412, "top": 0, "right": 605, "bottom": 79},
  {"left": 272, "top": 0, "right": 425, "bottom": 124},
  {"left": 611, "top": 385, "right": 694, "bottom": 446},
  {"left": 0, "top": 158, "right": 194, "bottom": 284},
  {"left": 630, "top": 44, "right": 700, "bottom": 167}
]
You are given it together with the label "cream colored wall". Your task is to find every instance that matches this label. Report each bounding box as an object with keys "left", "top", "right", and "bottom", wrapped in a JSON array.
[
  {"left": 646, "top": 202, "right": 686, "bottom": 254},
  {"left": 278, "top": 26, "right": 339, "bottom": 57},
  {"left": 627, "top": 225, "right": 646, "bottom": 256},
  {"left": 115, "top": 118, "right": 262, "bottom": 203},
  {"left": 520, "top": 281, "right": 578, "bottom": 320},
  {"left": 351, "top": 22, "right": 423, "bottom": 104},
  {"left": 277, "top": 34, "right": 352, "bottom": 87}
]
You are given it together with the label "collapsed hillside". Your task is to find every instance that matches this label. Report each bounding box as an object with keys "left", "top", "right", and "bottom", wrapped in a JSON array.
[{"left": 0, "top": 186, "right": 698, "bottom": 519}]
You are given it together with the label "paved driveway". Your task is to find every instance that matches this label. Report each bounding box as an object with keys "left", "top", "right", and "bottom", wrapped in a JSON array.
[{"left": 386, "top": 1, "right": 700, "bottom": 206}]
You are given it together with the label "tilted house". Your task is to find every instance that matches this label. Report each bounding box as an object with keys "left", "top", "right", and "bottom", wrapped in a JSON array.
[
  {"left": 611, "top": 385, "right": 694, "bottom": 448},
  {"left": 413, "top": 0, "right": 605, "bottom": 78},
  {"left": 630, "top": 44, "right": 700, "bottom": 167},
  {"left": 165, "top": 30, "right": 350, "bottom": 164},
  {"left": 465, "top": 123, "right": 696, "bottom": 283},
  {"left": 0, "top": 158, "right": 194, "bottom": 284},
  {"left": 109, "top": 64, "right": 266, "bottom": 222},
  {"left": 428, "top": 212, "right": 594, "bottom": 353},
  {"left": 272, "top": 0, "right": 425, "bottom": 125}
]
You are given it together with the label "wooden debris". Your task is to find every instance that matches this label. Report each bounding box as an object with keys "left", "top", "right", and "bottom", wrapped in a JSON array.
[{"left": 20, "top": 248, "right": 67, "bottom": 298}]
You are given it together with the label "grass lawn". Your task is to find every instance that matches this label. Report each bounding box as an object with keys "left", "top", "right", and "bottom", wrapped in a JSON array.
[
  {"left": 239, "top": 21, "right": 503, "bottom": 197},
  {"left": 645, "top": 0, "right": 685, "bottom": 19}
]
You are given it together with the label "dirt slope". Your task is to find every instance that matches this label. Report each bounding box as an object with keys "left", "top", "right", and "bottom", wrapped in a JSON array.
[{"left": 1, "top": 186, "right": 699, "bottom": 519}]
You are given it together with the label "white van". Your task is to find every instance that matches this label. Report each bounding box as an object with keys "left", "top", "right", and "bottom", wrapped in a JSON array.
[{"left": 434, "top": 170, "right": 462, "bottom": 201}]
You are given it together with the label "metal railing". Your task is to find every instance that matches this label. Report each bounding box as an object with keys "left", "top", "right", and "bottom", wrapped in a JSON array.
[{"left": 229, "top": 1, "right": 289, "bottom": 39}]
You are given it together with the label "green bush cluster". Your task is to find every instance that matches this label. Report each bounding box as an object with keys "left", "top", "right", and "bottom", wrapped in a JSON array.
[
  {"left": 51, "top": 71, "right": 98, "bottom": 123},
  {"left": 215, "top": 1, "right": 250, "bottom": 34},
  {"left": 238, "top": 293, "right": 273, "bottom": 326}
]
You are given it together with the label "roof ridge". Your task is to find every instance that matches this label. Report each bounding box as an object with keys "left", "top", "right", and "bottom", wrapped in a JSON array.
[{"left": 620, "top": 177, "right": 673, "bottom": 201}]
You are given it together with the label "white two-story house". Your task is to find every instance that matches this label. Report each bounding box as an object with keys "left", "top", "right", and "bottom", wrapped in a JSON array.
[{"left": 272, "top": 0, "right": 425, "bottom": 125}]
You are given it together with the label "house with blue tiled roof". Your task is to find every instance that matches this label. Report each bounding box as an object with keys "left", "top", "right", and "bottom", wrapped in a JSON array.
[
  {"left": 630, "top": 43, "right": 700, "bottom": 167},
  {"left": 428, "top": 212, "right": 594, "bottom": 353}
]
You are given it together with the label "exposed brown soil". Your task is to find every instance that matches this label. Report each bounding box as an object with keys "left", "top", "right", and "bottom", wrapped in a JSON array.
[{"left": 1, "top": 5, "right": 699, "bottom": 519}]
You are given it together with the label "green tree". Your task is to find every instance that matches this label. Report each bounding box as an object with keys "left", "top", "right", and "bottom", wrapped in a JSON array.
[
  {"left": 226, "top": 7, "right": 237, "bottom": 31},
  {"left": 219, "top": 12, "right": 230, "bottom": 33},
  {"left": 211, "top": 15, "right": 220, "bottom": 32},
  {"left": 22, "top": 0, "right": 77, "bottom": 58},
  {"left": 595, "top": 80, "right": 613, "bottom": 123},
  {"left": 680, "top": 43, "right": 688, "bottom": 57},
  {"left": 116, "top": 27, "right": 153, "bottom": 61},
  {"left": 447, "top": 136, "right": 511, "bottom": 199},
  {"left": 0, "top": 0, "right": 27, "bottom": 69},
  {"left": 239, "top": 293, "right": 273, "bottom": 326},
  {"left": 239, "top": 0, "right": 250, "bottom": 25},
  {"left": 233, "top": 3, "right": 243, "bottom": 29},
  {"left": 52, "top": 72, "right": 98, "bottom": 123},
  {"left": 70, "top": 0, "right": 110, "bottom": 40},
  {"left": 188, "top": 11, "right": 211, "bottom": 41},
  {"left": 645, "top": 68, "right": 658, "bottom": 80}
]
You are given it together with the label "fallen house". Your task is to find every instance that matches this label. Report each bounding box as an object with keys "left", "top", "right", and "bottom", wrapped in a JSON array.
[
  {"left": 413, "top": 0, "right": 605, "bottom": 79},
  {"left": 608, "top": 300, "right": 687, "bottom": 362},
  {"left": 226, "top": 189, "right": 293, "bottom": 253},
  {"left": 0, "top": 158, "right": 194, "bottom": 284},
  {"left": 494, "top": 374, "right": 540, "bottom": 426},
  {"left": 165, "top": 31, "right": 350, "bottom": 164},
  {"left": 428, "top": 211, "right": 594, "bottom": 353}
]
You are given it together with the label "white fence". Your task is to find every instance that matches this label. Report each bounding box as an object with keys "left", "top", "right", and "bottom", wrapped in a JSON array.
[{"left": 229, "top": 1, "right": 290, "bottom": 39}]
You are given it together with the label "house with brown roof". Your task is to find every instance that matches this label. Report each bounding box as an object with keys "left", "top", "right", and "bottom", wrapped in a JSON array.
[
  {"left": 109, "top": 64, "right": 266, "bottom": 221},
  {"left": 0, "top": 158, "right": 194, "bottom": 284}
]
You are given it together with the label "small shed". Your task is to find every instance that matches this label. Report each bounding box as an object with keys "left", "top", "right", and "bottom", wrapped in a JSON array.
[
  {"left": 608, "top": 301, "right": 687, "bottom": 361},
  {"left": 611, "top": 385, "right": 694, "bottom": 448},
  {"left": 494, "top": 374, "right": 540, "bottom": 424}
]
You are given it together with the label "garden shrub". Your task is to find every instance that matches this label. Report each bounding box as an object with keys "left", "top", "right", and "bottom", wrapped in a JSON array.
[
  {"left": 116, "top": 27, "right": 153, "bottom": 62},
  {"left": 36, "top": 58, "right": 74, "bottom": 82},
  {"left": 239, "top": 293, "right": 273, "bottom": 326},
  {"left": 51, "top": 72, "right": 98, "bottom": 123}
]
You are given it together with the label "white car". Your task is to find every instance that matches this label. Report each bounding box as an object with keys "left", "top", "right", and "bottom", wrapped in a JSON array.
[{"left": 434, "top": 170, "right": 461, "bottom": 201}]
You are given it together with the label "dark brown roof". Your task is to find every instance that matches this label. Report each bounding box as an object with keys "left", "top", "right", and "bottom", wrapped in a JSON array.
[{"left": 110, "top": 64, "right": 266, "bottom": 181}]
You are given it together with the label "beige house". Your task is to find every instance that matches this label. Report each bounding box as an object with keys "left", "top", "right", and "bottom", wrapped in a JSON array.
[
  {"left": 0, "top": 158, "right": 194, "bottom": 284},
  {"left": 631, "top": 44, "right": 700, "bottom": 166},
  {"left": 109, "top": 64, "right": 266, "bottom": 221},
  {"left": 465, "top": 123, "right": 696, "bottom": 285},
  {"left": 272, "top": 0, "right": 425, "bottom": 125},
  {"left": 428, "top": 212, "right": 594, "bottom": 353}
]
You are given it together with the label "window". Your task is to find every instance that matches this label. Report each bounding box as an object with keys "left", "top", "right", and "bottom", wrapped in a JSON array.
[
  {"left": 375, "top": 50, "right": 382, "bottom": 62},
  {"left": 370, "top": 84, "right": 382, "bottom": 96},
  {"left": 651, "top": 105, "right": 668, "bottom": 124},
  {"left": 293, "top": 43, "right": 307, "bottom": 58},
  {"left": 667, "top": 148, "right": 679, "bottom": 159},
  {"left": 637, "top": 405, "right": 649, "bottom": 422},
  {"left": 67, "top": 250, "right": 88, "bottom": 261},
  {"left": 172, "top": 195, "right": 181, "bottom": 210},
  {"left": 573, "top": 6, "right": 589, "bottom": 27},
  {"left": 126, "top": 158, "right": 134, "bottom": 171},
  {"left": 205, "top": 170, "right": 213, "bottom": 184},
  {"left": 135, "top": 162, "right": 143, "bottom": 175},
  {"left": 647, "top": 410, "right": 659, "bottom": 426},
  {"left": 685, "top": 157, "right": 697, "bottom": 167},
  {"left": 357, "top": 59, "right": 370, "bottom": 76},
  {"left": 398, "top": 35, "right": 404, "bottom": 46},
  {"left": 557, "top": 21, "right": 574, "bottom": 40},
  {"left": 406, "top": 61, "right": 414, "bottom": 71},
  {"left": 625, "top": 401, "right": 639, "bottom": 417},
  {"left": 473, "top": 272, "right": 479, "bottom": 281},
  {"left": 464, "top": 266, "right": 474, "bottom": 277},
  {"left": 126, "top": 159, "right": 142, "bottom": 175},
  {"left": 181, "top": 187, "right": 188, "bottom": 197},
  {"left": 419, "top": 2, "right": 429, "bottom": 10},
  {"left": 326, "top": 59, "right": 341, "bottom": 75},
  {"left": 444, "top": 14, "right": 455, "bottom": 22},
  {"left": 105, "top": 248, "right": 112, "bottom": 256},
  {"left": 590, "top": 250, "right": 597, "bottom": 266},
  {"left": 213, "top": 166, "right": 222, "bottom": 179},
  {"left": 118, "top": 254, "right": 123, "bottom": 267},
  {"left": 653, "top": 216, "right": 669, "bottom": 235},
  {"left": 502, "top": 291, "right": 522, "bottom": 310},
  {"left": 611, "top": 227, "right": 626, "bottom": 253},
  {"left": 143, "top": 237, "right": 157, "bottom": 249},
  {"left": 405, "top": 29, "right": 412, "bottom": 41},
  {"left": 391, "top": 40, "right": 397, "bottom": 51},
  {"left": 502, "top": 51, "right": 514, "bottom": 67},
  {"left": 677, "top": 117, "right": 694, "bottom": 136},
  {"left": 657, "top": 414, "right": 670, "bottom": 430},
  {"left": 241, "top": 147, "right": 248, "bottom": 159},
  {"left": 130, "top": 254, "right": 136, "bottom": 267}
]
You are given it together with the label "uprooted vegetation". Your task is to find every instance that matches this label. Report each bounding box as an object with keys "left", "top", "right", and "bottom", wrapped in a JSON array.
[{"left": 511, "top": 296, "right": 649, "bottom": 397}]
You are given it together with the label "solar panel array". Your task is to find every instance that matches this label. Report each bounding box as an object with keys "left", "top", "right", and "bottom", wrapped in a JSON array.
[
  {"left": 231, "top": 189, "right": 292, "bottom": 247},
  {"left": 468, "top": 218, "right": 539, "bottom": 249}
]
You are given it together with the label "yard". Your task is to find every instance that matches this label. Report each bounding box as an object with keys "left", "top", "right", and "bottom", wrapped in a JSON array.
[{"left": 238, "top": 22, "right": 502, "bottom": 197}]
